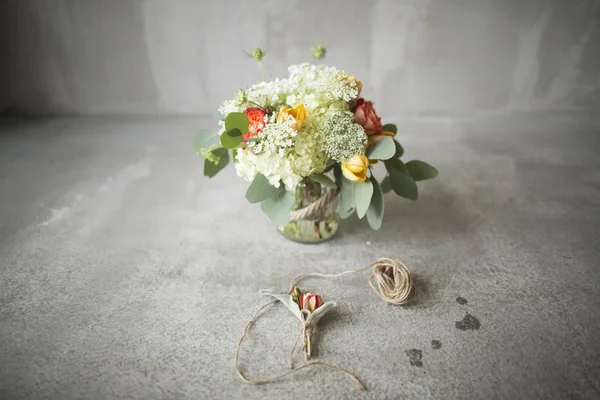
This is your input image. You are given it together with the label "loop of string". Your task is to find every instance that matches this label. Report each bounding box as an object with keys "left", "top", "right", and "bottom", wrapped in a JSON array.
[
  {"left": 289, "top": 257, "right": 417, "bottom": 305},
  {"left": 234, "top": 258, "right": 417, "bottom": 391}
]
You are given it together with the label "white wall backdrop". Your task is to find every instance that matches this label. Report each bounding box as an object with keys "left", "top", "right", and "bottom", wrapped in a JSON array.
[{"left": 1, "top": 0, "right": 599, "bottom": 116}]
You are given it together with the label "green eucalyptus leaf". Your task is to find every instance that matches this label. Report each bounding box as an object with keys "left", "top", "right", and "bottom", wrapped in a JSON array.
[
  {"left": 381, "top": 175, "right": 392, "bottom": 193},
  {"left": 260, "top": 190, "right": 294, "bottom": 226},
  {"left": 259, "top": 290, "right": 303, "bottom": 322},
  {"left": 246, "top": 173, "right": 283, "bottom": 204},
  {"left": 366, "top": 136, "right": 395, "bottom": 160},
  {"left": 220, "top": 128, "right": 244, "bottom": 149},
  {"left": 339, "top": 177, "right": 356, "bottom": 219},
  {"left": 309, "top": 173, "right": 337, "bottom": 189},
  {"left": 366, "top": 177, "right": 384, "bottom": 230},
  {"left": 406, "top": 160, "right": 439, "bottom": 181},
  {"left": 193, "top": 129, "right": 220, "bottom": 154},
  {"left": 203, "top": 147, "right": 229, "bottom": 178},
  {"left": 388, "top": 165, "right": 418, "bottom": 200},
  {"left": 385, "top": 158, "right": 409, "bottom": 174},
  {"left": 394, "top": 140, "right": 404, "bottom": 158},
  {"left": 339, "top": 206, "right": 355, "bottom": 219},
  {"left": 334, "top": 165, "right": 343, "bottom": 186},
  {"left": 382, "top": 123, "right": 397, "bottom": 134},
  {"left": 354, "top": 179, "right": 374, "bottom": 219},
  {"left": 224, "top": 112, "right": 249, "bottom": 133}
]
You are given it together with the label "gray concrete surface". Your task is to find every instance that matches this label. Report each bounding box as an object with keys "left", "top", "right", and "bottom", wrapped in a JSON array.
[
  {"left": 1, "top": 114, "right": 599, "bottom": 399},
  {"left": 1, "top": 0, "right": 599, "bottom": 116}
]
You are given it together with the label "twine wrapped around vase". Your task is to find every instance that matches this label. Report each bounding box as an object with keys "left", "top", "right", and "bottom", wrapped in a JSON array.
[{"left": 289, "top": 189, "right": 339, "bottom": 222}]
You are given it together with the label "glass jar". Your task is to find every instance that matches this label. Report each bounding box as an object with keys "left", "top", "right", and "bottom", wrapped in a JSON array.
[{"left": 278, "top": 179, "right": 340, "bottom": 243}]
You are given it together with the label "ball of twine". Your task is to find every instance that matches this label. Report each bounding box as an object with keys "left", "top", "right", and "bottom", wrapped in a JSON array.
[{"left": 367, "top": 258, "right": 417, "bottom": 305}]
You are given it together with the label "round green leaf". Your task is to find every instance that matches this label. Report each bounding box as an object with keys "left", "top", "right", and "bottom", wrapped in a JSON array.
[
  {"left": 354, "top": 179, "right": 374, "bottom": 219},
  {"left": 366, "top": 136, "right": 396, "bottom": 160},
  {"left": 366, "top": 177, "right": 384, "bottom": 230},
  {"left": 224, "top": 112, "right": 249, "bottom": 133},
  {"left": 220, "top": 129, "right": 244, "bottom": 149},
  {"left": 406, "top": 160, "right": 439, "bottom": 181},
  {"left": 382, "top": 123, "right": 397, "bottom": 134},
  {"left": 246, "top": 173, "right": 283, "bottom": 203}
]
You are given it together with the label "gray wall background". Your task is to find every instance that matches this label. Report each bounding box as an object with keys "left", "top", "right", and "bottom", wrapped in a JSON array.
[{"left": 0, "top": 0, "right": 599, "bottom": 117}]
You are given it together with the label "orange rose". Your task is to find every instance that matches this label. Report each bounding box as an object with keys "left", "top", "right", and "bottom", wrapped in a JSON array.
[
  {"left": 243, "top": 107, "right": 266, "bottom": 140},
  {"left": 354, "top": 99, "right": 382, "bottom": 136}
]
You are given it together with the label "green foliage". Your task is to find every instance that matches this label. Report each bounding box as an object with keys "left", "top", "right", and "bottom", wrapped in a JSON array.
[
  {"left": 311, "top": 45, "right": 327, "bottom": 61},
  {"left": 385, "top": 158, "right": 409, "bottom": 174},
  {"left": 366, "top": 136, "right": 395, "bottom": 160},
  {"left": 366, "top": 177, "right": 384, "bottom": 230},
  {"left": 220, "top": 128, "right": 244, "bottom": 149},
  {"left": 261, "top": 190, "right": 294, "bottom": 226},
  {"left": 394, "top": 140, "right": 404, "bottom": 158},
  {"left": 193, "top": 129, "right": 220, "bottom": 155},
  {"left": 259, "top": 290, "right": 303, "bottom": 321},
  {"left": 339, "top": 175, "right": 356, "bottom": 219},
  {"left": 406, "top": 160, "right": 439, "bottom": 181},
  {"left": 245, "top": 173, "right": 283, "bottom": 204},
  {"left": 225, "top": 112, "right": 249, "bottom": 133},
  {"left": 382, "top": 123, "right": 397, "bottom": 134},
  {"left": 203, "top": 147, "right": 229, "bottom": 178},
  {"left": 386, "top": 160, "right": 418, "bottom": 200},
  {"left": 381, "top": 176, "right": 392, "bottom": 193},
  {"left": 354, "top": 179, "right": 374, "bottom": 219},
  {"left": 309, "top": 173, "right": 337, "bottom": 189},
  {"left": 250, "top": 48, "right": 266, "bottom": 62}
]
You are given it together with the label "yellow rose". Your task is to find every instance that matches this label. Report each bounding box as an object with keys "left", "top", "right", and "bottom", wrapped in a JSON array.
[
  {"left": 341, "top": 154, "right": 369, "bottom": 182},
  {"left": 277, "top": 104, "right": 306, "bottom": 130}
]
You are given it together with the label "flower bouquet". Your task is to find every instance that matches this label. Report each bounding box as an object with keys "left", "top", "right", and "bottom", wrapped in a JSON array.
[{"left": 195, "top": 46, "right": 438, "bottom": 242}]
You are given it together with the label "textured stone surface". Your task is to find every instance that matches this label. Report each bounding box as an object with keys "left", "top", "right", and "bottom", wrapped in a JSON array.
[
  {"left": 1, "top": 0, "right": 599, "bottom": 116},
  {"left": 1, "top": 114, "right": 599, "bottom": 399}
]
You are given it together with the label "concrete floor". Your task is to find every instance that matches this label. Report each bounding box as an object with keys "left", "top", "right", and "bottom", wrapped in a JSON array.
[{"left": 0, "top": 114, "right": 599, "bottom": 399}]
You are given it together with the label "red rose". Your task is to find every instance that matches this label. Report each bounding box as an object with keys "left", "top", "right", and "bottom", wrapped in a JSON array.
[
  {"left": 354, "top": 100, "right": 382, "bottom": 136},
  {"left": 243, "top": 107, "right": 266, "bottom": 140}
]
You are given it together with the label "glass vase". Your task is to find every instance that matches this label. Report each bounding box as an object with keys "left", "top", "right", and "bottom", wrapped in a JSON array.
[{"left": 278, "top": 179, "right": 340, "bottom": 243}]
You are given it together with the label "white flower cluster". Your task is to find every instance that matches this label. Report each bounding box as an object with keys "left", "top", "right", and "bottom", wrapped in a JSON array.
[
  {"left": 247, "top": 113, "right": 296, "bottom": 157},
  {"left": 219, "top": 64, "right": 366, "bottom": 190}
]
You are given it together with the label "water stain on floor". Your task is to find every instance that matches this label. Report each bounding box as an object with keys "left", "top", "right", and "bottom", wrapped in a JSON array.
[
  {"left": 456, "top": 296, "right": 468, "bottom": 305},
  {"left": 456, "top": 313, "right": 481, "bottom": 330},
  {"left": 405, "top": 349, "right": 423, "bottom": 367},
  {"left": 431, "top": 340, "right": 442, "bottom": 349}
]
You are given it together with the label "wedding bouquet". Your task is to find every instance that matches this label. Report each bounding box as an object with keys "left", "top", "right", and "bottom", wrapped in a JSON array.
[{"left": 195, "top": 46, "right": 437, "bottom": 239}]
